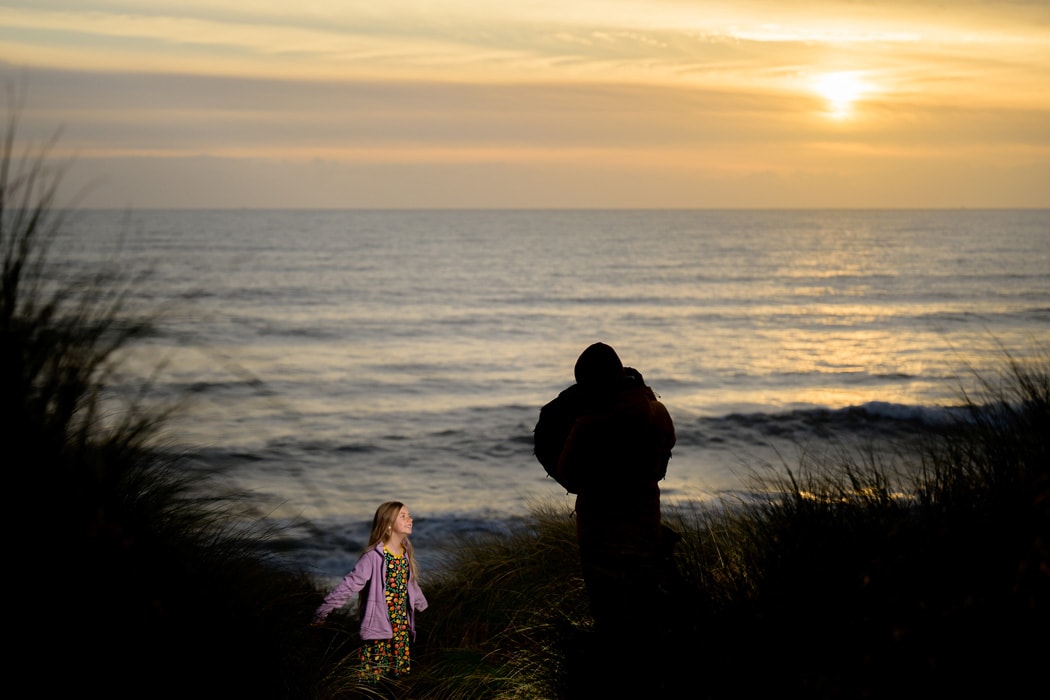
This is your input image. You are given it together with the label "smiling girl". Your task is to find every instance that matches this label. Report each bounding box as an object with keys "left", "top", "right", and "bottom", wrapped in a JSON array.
[{"left": 313, "top": 501, "right": 428, "bottom": 682}]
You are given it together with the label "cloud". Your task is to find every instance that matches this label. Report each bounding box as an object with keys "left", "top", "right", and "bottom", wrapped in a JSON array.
[{"left": 4, "top": 2, "right": 1048, "bottom": 207}]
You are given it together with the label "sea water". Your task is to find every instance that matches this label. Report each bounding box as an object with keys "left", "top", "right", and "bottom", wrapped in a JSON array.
[{"left": 53, "top": 209, "right": 1050, "bottom": 580}]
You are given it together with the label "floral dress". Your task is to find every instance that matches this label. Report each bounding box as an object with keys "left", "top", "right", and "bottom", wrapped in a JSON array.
[{"left": 358, "top": 546, "right": 411, "bottom": 682}]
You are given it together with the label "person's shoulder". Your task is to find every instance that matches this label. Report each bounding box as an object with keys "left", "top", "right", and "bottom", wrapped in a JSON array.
[
  {"left": 540, "top": 384, "right": 581, "bottom": 413},
  {"left": 347, "top": 546, "right": 382, "bottom": 576},
  {"left": 619, "top": 377, "right": 651, "bottom": 400},
  {"left": 555, "top": 383, "right": 582, "bottom": 402},
  {"left": 623, "top": 367, "right": 662, "bottom": 402}
]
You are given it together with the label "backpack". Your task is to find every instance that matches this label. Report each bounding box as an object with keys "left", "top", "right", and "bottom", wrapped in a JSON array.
[{"left": 533, "top": 384, "right": 585, "bottom": 492}]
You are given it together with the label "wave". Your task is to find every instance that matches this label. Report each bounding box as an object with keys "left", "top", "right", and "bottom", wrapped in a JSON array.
[
  {"left": 678, "top": 401, "right": 961, "bottom": 451},
  {"left": 241, "top": 398, "right": 1004, "bottom": 580},
  {"left": 273, "top": 509, "right": 531, "bottom": 580},
  {"left": 182, "top": 379, "right": 271, "bottom": 395}
]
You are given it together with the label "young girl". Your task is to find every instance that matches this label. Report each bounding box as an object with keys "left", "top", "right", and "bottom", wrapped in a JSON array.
[{"left": 314, "top": 501, "right": 428, "bottom": 682}]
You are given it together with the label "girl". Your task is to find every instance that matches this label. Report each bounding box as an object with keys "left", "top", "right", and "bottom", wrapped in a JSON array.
[{"left": 314, "top": 501, "right": 428, "bottom": 682}]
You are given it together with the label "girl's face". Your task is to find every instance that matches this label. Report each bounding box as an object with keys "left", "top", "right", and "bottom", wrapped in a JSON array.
[{"left": 390, "top": 506, "right": 413, "bottom": 539}]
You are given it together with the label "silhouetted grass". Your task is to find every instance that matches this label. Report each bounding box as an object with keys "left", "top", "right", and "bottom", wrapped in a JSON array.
[
  {"left": 3, "top": 105, "right": 326, "bottom": 698},
  {"left": 417, "top": 502, "right": 590, "bottom": 698},
  {"left": 382, "top": 352, "right": 1047, "bottom": 699}
]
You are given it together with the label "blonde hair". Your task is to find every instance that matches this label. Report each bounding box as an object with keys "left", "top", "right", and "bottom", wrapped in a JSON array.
[{"left": 364, "top": 500, "right": 419, "bottom": 579}]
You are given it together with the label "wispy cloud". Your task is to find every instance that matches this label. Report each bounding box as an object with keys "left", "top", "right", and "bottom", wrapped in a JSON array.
[{"left": 3, "top": 1, "right": 1048, "bottom": 207}]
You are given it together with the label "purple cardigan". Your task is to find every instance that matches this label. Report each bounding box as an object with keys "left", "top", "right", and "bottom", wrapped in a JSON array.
[{"left": 314, "top": 542, "right": 428, "bottom": 640}]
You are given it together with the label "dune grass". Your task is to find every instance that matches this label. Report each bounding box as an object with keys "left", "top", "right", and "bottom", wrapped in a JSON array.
[
  {"left": 312, "top": 350, "right": 1046, "bottom": 699},
  {"left": 3, "top": 106, "right": 325, "bottom": 698},
  {"left": 6, "top": 107, "right": 1046, "bottom": 698},
  {"left": 390, "top": 353, "right": 1047, "bottom": 699}
]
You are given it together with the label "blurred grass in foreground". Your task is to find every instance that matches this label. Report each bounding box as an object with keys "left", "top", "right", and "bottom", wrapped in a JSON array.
[{"left": 3, "top": 104, "right": 322, "bottom": 698}]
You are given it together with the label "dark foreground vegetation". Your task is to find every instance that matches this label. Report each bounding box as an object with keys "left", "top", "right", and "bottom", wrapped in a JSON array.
[{"left": 5, "top": 115, "right": 1046, "bottom": 698}]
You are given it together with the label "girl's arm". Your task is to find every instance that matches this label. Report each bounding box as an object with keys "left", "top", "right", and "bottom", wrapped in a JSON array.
[
  {"left": 314, "top": 551, "right": 376, "bottom": 622},
  {"left": 409, "top": 576, "right": 428, "bottom": 612}
]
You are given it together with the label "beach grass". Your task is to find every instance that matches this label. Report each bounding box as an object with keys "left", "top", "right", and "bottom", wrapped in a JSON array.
[
  {"left": 396, "top": 352, "right": 1048, "bottom": 698},
  {"left": 3, "top": 107, "right": 323, "bottom": 698},
  {"left": 6, "top": 109, "right": 1047, "bottom": 698}
]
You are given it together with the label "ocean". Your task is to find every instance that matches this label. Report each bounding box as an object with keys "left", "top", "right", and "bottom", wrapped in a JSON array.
[{"left": 55, "top": 208, "right": 1050, "bottom": 582}]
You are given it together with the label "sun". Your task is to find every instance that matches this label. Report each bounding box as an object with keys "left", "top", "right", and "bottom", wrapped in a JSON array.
[{"left": 812, "top": 71, "right": 869, "bottom": 119}]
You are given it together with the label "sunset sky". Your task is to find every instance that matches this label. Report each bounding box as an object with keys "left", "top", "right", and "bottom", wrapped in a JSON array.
[{"left": 3, "top": 1, "right": 1048, "bottom": 208}]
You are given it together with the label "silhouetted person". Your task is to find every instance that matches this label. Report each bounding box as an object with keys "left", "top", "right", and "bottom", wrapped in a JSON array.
[{"left": 534, "top": 342, "right": 676, "bottom": 665}]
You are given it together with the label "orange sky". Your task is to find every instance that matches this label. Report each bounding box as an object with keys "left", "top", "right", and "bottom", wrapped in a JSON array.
[{"left": 3, "top": 1, "right": 1048, "bottom": 208}]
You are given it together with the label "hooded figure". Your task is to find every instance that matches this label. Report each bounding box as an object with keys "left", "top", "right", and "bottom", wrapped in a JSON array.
[{"left": 534, "top": 342, "right": 676, "bottom": 640}]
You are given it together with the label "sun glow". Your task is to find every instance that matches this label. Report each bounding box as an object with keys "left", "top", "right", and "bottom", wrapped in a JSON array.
[{"left": 813, "top": 71, "right": 870, "bottom": 119}]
